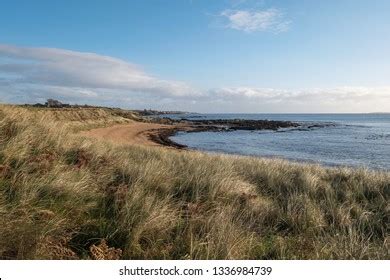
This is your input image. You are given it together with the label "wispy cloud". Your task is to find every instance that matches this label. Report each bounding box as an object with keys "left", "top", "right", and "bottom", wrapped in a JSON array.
[
  {"left": 219, "top": 8, "right": 290, "bottom": 33},
  {"left": 211, "top": 86, "right": 390, "bottom": 102},
  {"left": 0, "top": 44, "right": 199, "bottom": 100},
  {"left": 206, "top": 87, "right": 390, "bottom": 112},
  {"left": 1, "top": 44, "right": 389, "bottom": 112}
]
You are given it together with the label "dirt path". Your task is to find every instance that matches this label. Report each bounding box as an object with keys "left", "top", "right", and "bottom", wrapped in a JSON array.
[{"left": 80, "top": 122, "right": 177, "bottom": 147}]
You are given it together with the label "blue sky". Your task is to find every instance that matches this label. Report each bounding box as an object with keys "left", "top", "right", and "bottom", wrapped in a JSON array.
[{"left": 1, "top": 0, "right": 390, "bottom": 112}]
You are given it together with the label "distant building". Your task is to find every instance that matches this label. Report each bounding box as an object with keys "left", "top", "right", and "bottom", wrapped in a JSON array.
[{"left": 45, "top": 99, "right": 70, "bottom": 108}]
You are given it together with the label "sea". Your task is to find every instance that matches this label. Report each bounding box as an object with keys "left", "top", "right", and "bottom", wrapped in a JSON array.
[{"left": 162, "top": 113, "right": 390, "bottom": 170}]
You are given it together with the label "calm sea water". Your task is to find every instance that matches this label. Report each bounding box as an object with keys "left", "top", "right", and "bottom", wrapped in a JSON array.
[{"left": 165, "top": 113, "right": 390, "bottom": 170}]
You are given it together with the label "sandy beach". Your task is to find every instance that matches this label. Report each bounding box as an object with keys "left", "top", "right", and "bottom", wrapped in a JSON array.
[
  {"left": 79, "top": 118, "right": 300, "bottom": 148},
  {"left": 80, "top": 122, "right": 176, "bottom": 147}
]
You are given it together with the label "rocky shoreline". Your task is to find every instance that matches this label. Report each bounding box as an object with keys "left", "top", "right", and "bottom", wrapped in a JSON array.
[{"left": 147, "top": 118, "right": 300, "bottom": 148}]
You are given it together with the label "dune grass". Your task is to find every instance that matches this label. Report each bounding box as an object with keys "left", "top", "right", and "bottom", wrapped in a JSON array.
[{"left": 0, "top": 105, "right": 388, "bottom": 259}]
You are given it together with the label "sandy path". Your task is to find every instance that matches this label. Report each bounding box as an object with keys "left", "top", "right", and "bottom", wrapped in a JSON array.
[{"left": 80, "top": 122, "right": 175, "bottom": 147}]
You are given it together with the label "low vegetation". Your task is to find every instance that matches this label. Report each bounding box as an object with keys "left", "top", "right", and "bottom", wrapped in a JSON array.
[{"left": 0, "top": 105, "right": 388, "bottom": 259}]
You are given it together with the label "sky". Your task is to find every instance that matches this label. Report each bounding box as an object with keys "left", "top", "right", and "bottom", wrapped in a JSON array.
[{"left": 1, "top": 0, "right": 390, "bottom": 113}]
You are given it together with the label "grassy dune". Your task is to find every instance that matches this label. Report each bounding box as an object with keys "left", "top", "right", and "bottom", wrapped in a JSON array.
[{"left": 0, "top": 105, "right": 388, "bottom": 259}]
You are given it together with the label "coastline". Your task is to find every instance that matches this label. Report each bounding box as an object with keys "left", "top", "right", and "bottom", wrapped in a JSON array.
[
  {"left": 1, "top": 105, "right": 388, "bottom": 260},
  {"left": 80, "top": 118, "right": 300, "bottom": 149}
]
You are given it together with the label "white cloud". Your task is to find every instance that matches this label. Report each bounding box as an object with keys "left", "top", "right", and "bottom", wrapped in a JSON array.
[
  {"left": 1, "top": 44, "right": 389, "bottom": 113},
  {"left": 206, "top": 87, "right": 390, "bottom": 112},
  {"left": 220, "top": 8, "right": 290, "bottom": 33},
  {"left": 210, "top": 86, "right": 390, "bottom": 104},
  {"left": 0, "top": 44, "right": 199, "bottom": 99}
]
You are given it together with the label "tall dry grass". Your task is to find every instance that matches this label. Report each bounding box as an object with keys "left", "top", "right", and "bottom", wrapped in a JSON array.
[{"left": 0, "top": 105, "right": 388, "bottom": 259}]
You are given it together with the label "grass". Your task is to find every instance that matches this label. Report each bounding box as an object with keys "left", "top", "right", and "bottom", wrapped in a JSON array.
[{"left": 0, "top": 105, "right": 388, "bottom": 259}]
